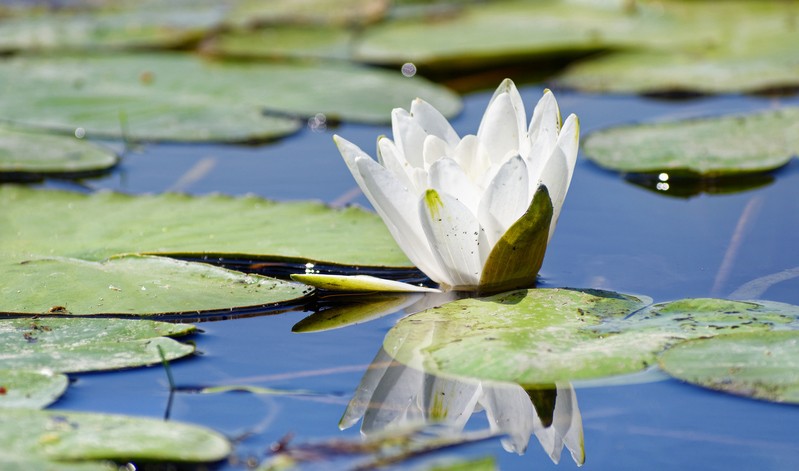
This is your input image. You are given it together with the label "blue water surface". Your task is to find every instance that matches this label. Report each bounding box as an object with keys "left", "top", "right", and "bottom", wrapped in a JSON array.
[{"left": 51, "top": 84, "right": 799, "bottom": 470}]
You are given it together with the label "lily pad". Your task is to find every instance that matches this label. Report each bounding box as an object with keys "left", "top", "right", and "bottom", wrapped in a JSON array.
[
  {"left": 0, "top": 317, "right": 195, "bottom": 371},
  {"left": 582, "top": 107, "right": 799, "bottom": 177},
  {"left": 225, "top": 0, "right": 389, "bottom": 27},
  {"left": 1, "top": 185, "right": 409, "bottom": 267},
  {"left": 0, "top": 0, "right": 225, "bottom": 52},
  {"left": 556, "top": 44, "right": 799, "bottom": 95},
  {"left": 659, "top": 331, "right": 799, "bottom": 404},
  {"left": 205, "top": 26, "right": 355, "bottom": 61},
  {"left": 0, "top": 53, "right": 460, "bottom": 142},
  {"left": 0, "top": 408, "right": 230, "bottom": 464},
  {"left": 385, "top": 291, "right": 799, "bottom": 385},
  {"left": 0, "top": 370, "right": 68, "bottom": 409},
  {"left": 0, "top": 127, "right": 117, "bottom": 178},
  {"left": 1, "top": 255, "right": 310, "bottom": 315}
]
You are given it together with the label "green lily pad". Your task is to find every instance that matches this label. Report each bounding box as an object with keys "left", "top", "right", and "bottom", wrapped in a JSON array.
[
  {"left": 0, "top": 127, "right": 117, "bottom": 177},
  {"left": 225, "top": 0, "right": 389, "bottom": 27},
  {"left": 557, "top": 45, "right": 799, "bottom": 95},
  {"left": 0, "top": 456, "right": 113, "bottom": 471},
  {"left": 0, "top": 370, "right": 68, "bottom": 409},
  {"left": 1, "top": 255, "right": 310, "bottom": 315},
  {"left": 205, "top": 26, "right": 355, "bottom": 61},
  {"left": 0, "top": 317, "right": 195, "bottom": 371},
  {"left": 556, "top": 2, "right": 799, "bottom": 94},
  {"left": 583, "top": 107, "right": 799, "bottom": 177},
  {"left": 1, "top": 185, "right": 409, "bottom": 267},
  {"left": 659, "top": 331, "right": 799, "bottom": 404},
  {"left": 0, "top": 408, "right": 230, "bottom": 464},
  {"left": 0, "top": 53, "right": 460, "bottom": 142},
  {"left": 385, "top": 291, "right": 799, "bottom": 385},
  {"left": 0, "top": 186, "right": 409, "bottom": 315},
  {"left": 0, "top": 0, "right": 225, "bottom": 53}
]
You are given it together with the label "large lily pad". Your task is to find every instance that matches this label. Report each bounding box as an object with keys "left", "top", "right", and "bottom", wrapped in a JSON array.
[
  {"left": 0, "top": 370, "right": 68, "bottom": 409},
  {"left": 659, "top": 331, "right": 799, "bottom": 404},
  {"left": 204, "top": 26, "right": 355, "bottom": 61},
  {"left": 582, "top": 107, "right": 799, "bottom": 177},
  {"left": 0, "top": 185, "right": 409, "bottom": 267},
  {"left": 385, "top": 291, "right": 799, "bottom": 385},
  {"left": 0, "top": 408, "right": 230, "bottom": 464},
  {"left": 0, "top": 127, "right": 117, "bottom": 177},
  {"left": 0, "top": 317, "right": 195, "bottom": 371},
  {"left": 0, "top": 53, "right": 460, "bottom": 142},
  {"left": 0, "top": 186, "right": 407, "bottom": 315}
]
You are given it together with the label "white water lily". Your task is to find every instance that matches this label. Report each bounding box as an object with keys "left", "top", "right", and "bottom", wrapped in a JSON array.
[{"left": 334, "top": 78, "right": 579, "bottom": 292}]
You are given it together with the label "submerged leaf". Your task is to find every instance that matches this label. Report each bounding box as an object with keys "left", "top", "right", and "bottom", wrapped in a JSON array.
[
  {"left": 659, "top": 331, "right": 799, "bottom": 404},
  {"left": 583, "top": 107, "right": 799, "bottom": 177}
]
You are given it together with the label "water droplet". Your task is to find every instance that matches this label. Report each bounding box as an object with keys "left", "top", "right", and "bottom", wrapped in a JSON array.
[
  {"left": 307, "top": 113, "right": 327, "bottom": 132},
  {"left": 656, "top": 182, "right": 670, "bottom": 191},
  {"left": 658, "top": 172, "right": 669, "bottom": 182},
  {"left": 74, "top": 127, "right": 86, "bottom": 139},
  {"left": 401, "top": 62, "right": 417, "bottom": 78}
]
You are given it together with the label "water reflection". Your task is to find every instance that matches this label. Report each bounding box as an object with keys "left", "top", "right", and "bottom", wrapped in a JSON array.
[
  {"left": 341, "top": 346, "right": 584, "bottom": 466},
  {"left": 624, "top": 171, "right": 774, "bottom": 198}
]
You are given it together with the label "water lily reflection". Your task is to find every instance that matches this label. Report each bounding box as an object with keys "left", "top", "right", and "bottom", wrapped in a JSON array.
[
  {"left": 333, "top": 78, "right": 579, "bottom": 293},
  {"left": 340, "top": 347, "right": 584, "bottom": 465}
]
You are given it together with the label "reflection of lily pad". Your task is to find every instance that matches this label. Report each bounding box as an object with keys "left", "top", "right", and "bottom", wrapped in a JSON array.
[
  {"left": 0, "top": 127, "right": 117, "bottom": 178},
  {"left": 583, "top": 108, "right": 799, "bottom": 177},
  {"left": 0, "top": 317, "right": 195, "bottom": 371},
  {"left": 0, "top": 53, "right": 460, "bottom": 142},
  {"left": 1, "top": 255, "right": 310, "bottom": 315},
  {"left": 0, "top": 370, "right": 68, "bottom": 409},
  {"left": 0, "top": 408, "right": 230, "bottom": 464},
  {"left": 659, "top": 331, "right": 799, "bottom": 404},
  {"left": 386, "top": 291, "right": 799, "bottom": 385}
]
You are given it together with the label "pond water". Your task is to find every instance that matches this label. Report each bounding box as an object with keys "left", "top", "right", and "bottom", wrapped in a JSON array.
[{"left": 47, "top": 84, "right": 799, "bottom": 469}]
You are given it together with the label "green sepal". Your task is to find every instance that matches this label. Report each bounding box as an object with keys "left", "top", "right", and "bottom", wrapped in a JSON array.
[{"left": 478, "top": 185, "right": 553, "bottom": 295}]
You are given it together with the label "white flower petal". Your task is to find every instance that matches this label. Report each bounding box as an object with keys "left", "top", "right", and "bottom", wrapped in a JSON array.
[
  {"left": 422, "top": 376, "right": 482, "bottom": 430},
  {"left": 478, "top": 155, "right": 530, "bottom": 246},
  {"left": 377, "top": 137, "right": 415, "bottom": 192},
  {"left": 334, "top": 134, "right": 374, "bottom": 192},
  {"left": 556, "top": 113, "right": 580, "bottom": 187},
  {"left": 428, "top": 157, "right": 481, "bottom": 215},
  {"left": 391, "top": 108, "right": 427, "bottom": 168},
  {"left": 525, "top": 90, "right": 562, "bottom": 181},
  {"left": 422, "top": 134, "right": 450, "bottom": 169},
  {"left": 419, "top": 189, "right": 485, "bottom": 289},
  {"left": 453, "top": 134, "right": 491, "bottom": 184},
  {"left": 535, "top": 146, "right": 570, "bottom": 242},
  {"left": 410, "top": 98, "right": 460, "bottom": 147},
  {"left": 356, "top": 157, "right": 449, "bottom": 284},
  {"left": 480, "top": 383, "right": 537, "bottom": 454},
  {"left": 478, "top": 92, "right": 523, "bottom": 165}
]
